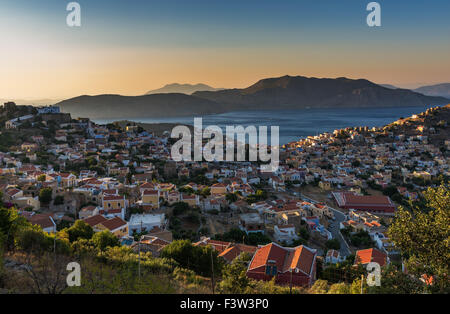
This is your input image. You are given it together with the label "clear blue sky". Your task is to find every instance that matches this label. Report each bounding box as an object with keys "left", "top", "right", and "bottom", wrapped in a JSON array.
[{"left": 1, "top": 0, "right": 449, "bottom": 98}]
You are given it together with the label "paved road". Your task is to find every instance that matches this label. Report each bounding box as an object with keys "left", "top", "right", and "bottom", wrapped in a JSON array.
[{"left": 288, "top": 190, "right": 351, "bottom": 257}]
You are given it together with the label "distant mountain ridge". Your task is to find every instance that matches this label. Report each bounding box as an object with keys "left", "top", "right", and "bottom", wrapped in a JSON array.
[
  {"left": 0, "top": 98, "right": 60, "bottom": 106},
  {"left": 380, "top": 83, "right": 450, "bottom": 99},
  {"left": 57, "top": 75, "right": 449, "bottom": 119},
  {"left": 414, "top": 83, "right": 450, "bottom": 99},
  {"left": 193, "top": 75, "right": 448, "bottom": 109},
  {"left": 145, "top": 83, "right": 224, "bottom": 95},
  {"left": 57, "top": 93, "right": 224, "bottom": 119}
]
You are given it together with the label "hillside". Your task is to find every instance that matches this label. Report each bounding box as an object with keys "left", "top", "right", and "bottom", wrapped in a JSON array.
[
  {"left": 145, "top": 83, "right": 223, "bottom": 95},
  {"left": 414, "top": 83, "right": 450, "bottom": 99},
  {"left": 57, "top": 76, "right": 449, "bottom": 119},
  {"left": 57, "top": 93, "right": 224, "bottom": 119},
  {"left": 193, "top": 76, "right": 449, "bottom": 109}
]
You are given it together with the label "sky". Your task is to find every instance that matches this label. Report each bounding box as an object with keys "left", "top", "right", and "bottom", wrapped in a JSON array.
[{"left": 1, "top": 0, "right": 450, "bottom": 100}]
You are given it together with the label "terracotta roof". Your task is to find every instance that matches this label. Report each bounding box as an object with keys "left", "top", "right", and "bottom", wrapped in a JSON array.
[
  {"left": 29, "top": 214, "right": 55, "bottom": 229},
  {"left": 6, "top": 188, "right": 21, "bottom": 196},
  {"left": 143, "top": 189, "right": 158, "bottom": 196},
  {"left": 140, "top": 182, "right": 156, "bottom": 189},
  {"left": 248, "top": 243, "right": 316, "bottom": 276},
  {"left": 355, "top": 248, "right": 387, "bottom": 267},
  {"left": 100, "top": 217, "right": 127, "bottom": 231},
  {"left": 83, "top": 214, "right": 108, "bottom": 227},
  {"left": 103, "top": 195, "right": 124, "bottom": 201},
  {"left": 80, "top": 206, "right": 96, "bottom": 212},
  {"left": 344, "top": 193, "right": 393, "bottom": 206}
]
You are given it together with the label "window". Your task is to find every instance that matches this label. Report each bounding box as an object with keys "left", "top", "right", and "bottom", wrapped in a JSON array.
[{"left": 265, "top": 266, "right": 272, "bottom": 275}]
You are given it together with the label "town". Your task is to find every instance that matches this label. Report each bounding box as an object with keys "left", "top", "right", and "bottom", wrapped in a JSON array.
[{"left": 0, "top": 101, "right": 448, "bottom": 294}]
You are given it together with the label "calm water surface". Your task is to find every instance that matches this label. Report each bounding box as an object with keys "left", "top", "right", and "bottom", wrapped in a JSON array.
[{"left": 93, "top": 105, "right": 437, "bottom": 144}]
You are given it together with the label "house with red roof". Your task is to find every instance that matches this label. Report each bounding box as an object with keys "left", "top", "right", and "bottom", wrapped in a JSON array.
[
  {"left": 247, "top": 242, "right": 317, "bottom": 287},
  {"left": 194, "top": 237, "right": 257, "bottom": 263},
  {"left": 332, "top": 191, "right": 396, "bottom": 213},
  {"left": 23, "top": 213, "right": 56, "bottom": 233},
  {"left": 354, "top": 248, "right": 388, "bottom": 267}
]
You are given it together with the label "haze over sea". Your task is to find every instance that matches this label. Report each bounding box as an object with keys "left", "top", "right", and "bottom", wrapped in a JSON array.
[{"left": 93, "top": 105, "right": 439, "bottom": 145}]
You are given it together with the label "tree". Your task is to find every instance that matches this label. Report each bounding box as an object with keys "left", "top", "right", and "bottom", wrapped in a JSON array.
[
  {"left": 0, "top": 206, "right": 31, "bottom": 249},
  {"left": 54, "top": 195, "right": 64, "bottom": 206},
  {"left": 172, "top": 202, "right": 190, "bottom": 216},
  {"left": 38, "top": 188, "right": 53, "bottom": 205},
  {"left": 65, "top": 220, "right": 94, "bottom": 243},
  {"left": 225, "top": 193, "right": 238, "bottom": 203},
  {"left": 161, "top": 240, "right": 223, "bottom": 277},
  {"left": 388, "top": 184, "right": 449, "bottom": 292},
  {"left": 92, "top": 230, "right": 120, "bottom": 251},
  {"left": 325, "top": 239, "right": 341, "bottom": 251},
  {"left": 327, "top": 282, "right": 350, "bottom": 294},
  {"left": 218, "top": 252, "right": 251, "bottom": 293},
  {"left": 18, "top": 252, "right": 73, "bottom": 294},
  {"left": 366, "top": 265, "right": 426, "bottom": 294},
  {"left": 37, "top": 174, "right": 46, "bottom": 182},
  {"left": 310, "top": 279, "right": 328, "bottom": 294},
  {"left": 350, "top": 277, "right": 367, "bottom": 294}
]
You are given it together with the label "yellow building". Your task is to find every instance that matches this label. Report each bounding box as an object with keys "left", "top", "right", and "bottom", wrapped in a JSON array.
[
  {"left": 211, "top": 183, "right": 228, "bottom": 195},
  {"left": 102, "top": 195, "right": 126, "bottom": 210},
  {"left": 181, "top": 194, "right": 199, "bottom": 207},
  {"left": 142, "top": 190, "right": 160, "bottom": 209},
  {"left": 97, "top": 217, "right": 129, "bottom": 237}
]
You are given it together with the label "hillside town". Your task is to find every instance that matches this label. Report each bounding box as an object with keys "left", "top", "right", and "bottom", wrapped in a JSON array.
[{"left": 0, "top": 101, "right": 449, "bottom": 292}]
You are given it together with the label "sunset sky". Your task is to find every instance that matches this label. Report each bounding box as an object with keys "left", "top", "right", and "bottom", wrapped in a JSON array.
[{"left": 1, "top": 0, "right": 450, "bottom": 100}]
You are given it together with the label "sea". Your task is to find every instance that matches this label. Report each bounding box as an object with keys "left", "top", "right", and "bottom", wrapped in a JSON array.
[{"left": 93, "top": 105, "right": 439, "bottom": 145}]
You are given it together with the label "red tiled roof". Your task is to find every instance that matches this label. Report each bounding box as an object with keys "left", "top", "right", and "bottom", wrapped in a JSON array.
[
  {"left": 143, "top": 190, "right": 159, "bottom": 196},
  {"left": 83, "top": 214, "right": 108, "bottom": 227},
  {"left": 343, "top": 193, "right": 393, "bottom": 206},
  {"left": 100, "top": 217, "right": 127, "bottom": 231},
  {"left": 249, "top": 243, "right": 316, "bottom": 276},
  {"left": 355, "top": 248, "right": 387, "bottom": 267},
  {"left": 103, "top": 195, "right": 124, "bottom": 201}
]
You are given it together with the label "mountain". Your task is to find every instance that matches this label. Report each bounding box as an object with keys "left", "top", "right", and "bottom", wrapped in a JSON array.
[
  {"left": 0, "top": 98, "right": 60, "bottom": 106},
  {"left": 193, "top": 76, "right": 449, "bottom": 109},
  {"left": 57, "top": 76, "right": 449, "bottom": 119},
  {"left": 57, "top": 93, "right": 224, "bottom": 119},
  {"left": 414, "top": 83, "right": 450, "bottom": 99},
  {"left": 380, "top": 84, "right": 399, "bottom": 89},
  {"left": 145, "top": 83, "right": 223, "bottom": 95}
]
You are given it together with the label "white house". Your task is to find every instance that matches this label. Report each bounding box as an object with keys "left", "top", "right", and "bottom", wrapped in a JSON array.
[
  {"left": 128, "top": 214, "right": 166, "bottom": 236},
  {"left": 325, "top": 249, "right": 343, "bottom": 264},
  {"left": 274, "top": 224, "right": 299, "bottom": 244}
]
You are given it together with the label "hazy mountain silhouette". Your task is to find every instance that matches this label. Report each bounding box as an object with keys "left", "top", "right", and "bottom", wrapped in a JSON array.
[
  {"left": 145, "top": 83, "right": 223, "bottom": 95},
  {"left": 380, "top": 84, "right": 399, "bottom": 89},
  {"left": 414, "top": 83, "right": 450, "bottom": 99},
  {"left": 57, "top": 93, "right": 224, "bottom": 119},
  {"left": 57, "top": 76, "right": 449, "bottom": 119},
  {"left": 193, "top": 76, "right": 448, "bottom": 109}
]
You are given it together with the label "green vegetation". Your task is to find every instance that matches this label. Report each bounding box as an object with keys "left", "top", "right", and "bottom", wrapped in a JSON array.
[
  {"left": 388, "top": 184, "right": 450, "bottom": 293},
  {"left": 38, "top": 188, "right": 53, "bottom": 205},
  {"left": 341, "top": 227, "right": 375, "bottom": 248},
  {"left": 92, "top": 230, "right": 120, "bottom": 251},
  {"left": 325, "top": 238, "right": 341, "bottom": 251},
  {"left": 245, "top": 189, "right": 268, "bottom": 204},
  {"left": 160, "top": 240, "right": 223, "bottom": 278}
]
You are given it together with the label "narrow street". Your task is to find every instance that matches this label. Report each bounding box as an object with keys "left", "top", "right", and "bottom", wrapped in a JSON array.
[{"left": 288, "top": 190, "right": 351, "bottom": 257}]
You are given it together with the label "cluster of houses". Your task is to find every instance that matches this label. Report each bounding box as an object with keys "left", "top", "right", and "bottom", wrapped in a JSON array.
[
  {"left": 281, "top": 106, "right": 449, "bottom": 198},
  {"left": 1, "top": 103, "right": 448, "bottom": 288}
]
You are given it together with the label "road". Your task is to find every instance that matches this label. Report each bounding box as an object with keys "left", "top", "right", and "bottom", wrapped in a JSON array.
[{"left": 287, "top": 189, "right": 351, "bottom": 257}]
